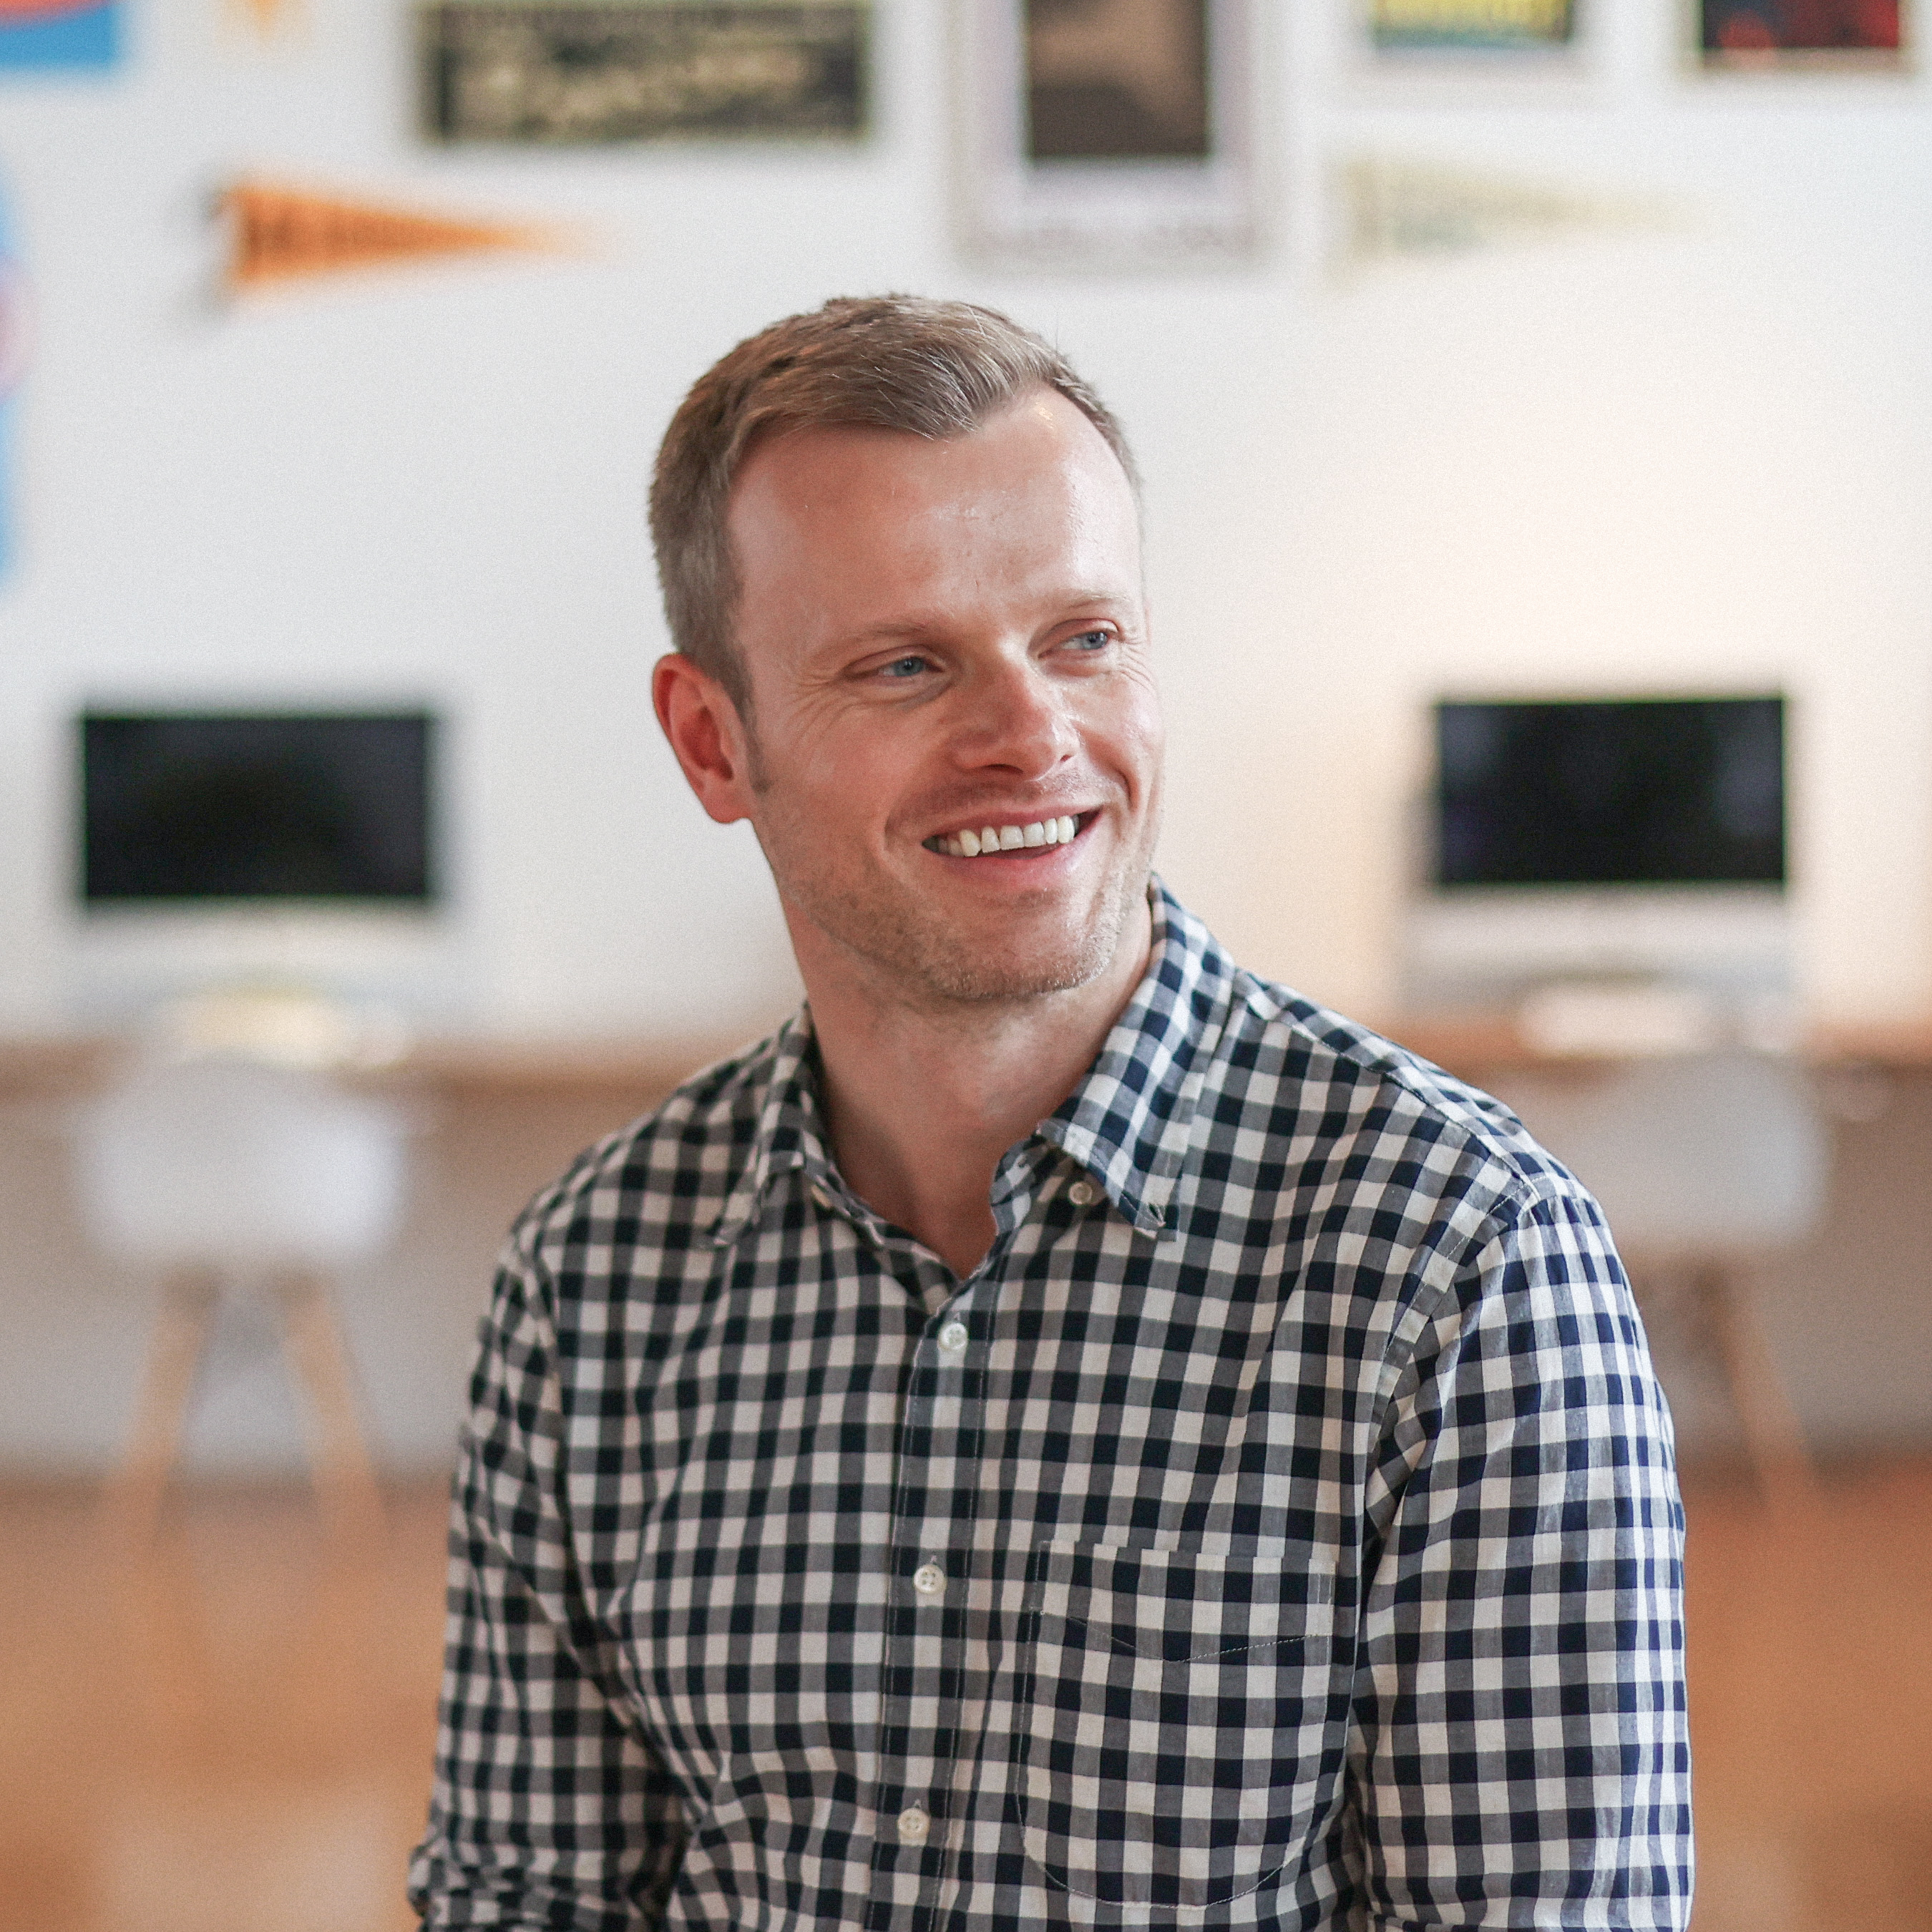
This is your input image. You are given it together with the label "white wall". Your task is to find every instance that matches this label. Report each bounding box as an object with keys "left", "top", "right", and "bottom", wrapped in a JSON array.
[
  {"left": 2, "top": 1, "right": 1930, "bottom": 1470},
  {"left": 3, "top": 1, "right": 1931, "bottom": 1033}
]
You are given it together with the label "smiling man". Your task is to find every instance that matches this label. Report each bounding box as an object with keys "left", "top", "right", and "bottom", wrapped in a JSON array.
[{"left": 411, "top": 296, "right": 1692, "bottom": 1932}]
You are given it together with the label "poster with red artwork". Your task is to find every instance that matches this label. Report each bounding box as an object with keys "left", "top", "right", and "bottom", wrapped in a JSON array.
[{"left": 1699, "top": 0, "right": 1907, "bottom": 67}]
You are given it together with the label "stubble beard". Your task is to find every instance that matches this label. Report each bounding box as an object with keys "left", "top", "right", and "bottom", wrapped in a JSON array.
[
  {"left": 827, "top": 862, "right": 1144, "bottom": 1009},
  {"left": 741, "top": 706, "right": 1157, "bottom": 1013},
  {"left": 757, "top": 808, "right": 1156, "bottom": 1014}
]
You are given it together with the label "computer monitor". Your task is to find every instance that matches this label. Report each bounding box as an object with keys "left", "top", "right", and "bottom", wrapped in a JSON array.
[
  {"left": 64, "top": 708, "right": 454, "bottom": 1027},
  {"left": 1433, "top": 696, "right": 1785, "bottom": 890},
  {"left": 1407, "top": 694, "right": 1790, "bottom": 1012},
  {"left": 80, "top": 711, "right": 436, "bottom": 906}
]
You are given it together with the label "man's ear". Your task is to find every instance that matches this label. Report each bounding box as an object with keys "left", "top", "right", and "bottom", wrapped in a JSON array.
[{"left": 653, "top": 653, "right": 757, "bottom": 825}]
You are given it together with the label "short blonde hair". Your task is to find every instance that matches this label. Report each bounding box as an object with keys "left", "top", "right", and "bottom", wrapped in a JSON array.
[{"left": 648, "top": 293, "right": 1136, "bottom": 707}]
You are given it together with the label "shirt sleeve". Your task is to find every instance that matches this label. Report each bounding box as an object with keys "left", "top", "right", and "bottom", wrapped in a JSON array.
[
  {"left": 408, "top": 1239, "right": 689, "bottom": 1931},
  {"left": 1345, "top": 1182, "right": 1694, "bottom": 1929}
]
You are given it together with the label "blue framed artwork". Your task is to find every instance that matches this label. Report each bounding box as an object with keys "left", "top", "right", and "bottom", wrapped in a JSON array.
[
  {"left": 0, "top": 209, "right": 21, "bottom": 577},
  {"left": 0, "top": 0, "right": 121, "bottom": 71}
]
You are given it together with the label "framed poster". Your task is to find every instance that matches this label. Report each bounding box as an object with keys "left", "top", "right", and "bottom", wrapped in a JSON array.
[
  {"left": 419, "top": 0, "right": 868, "bottom": 145},
  {"left": 1697, "top": 0, "right": 1907, "bottom": 67},
  {"left": 1367, "top": 0, "right": 1578, "bottom": 53},
  {"left": 0, "top": 195, "right": 22, "bottom": 576},
  {"left": 956, "top": 0, "right": 1262, "bottom": 269},
  {"left": 0, "top": 0, "right": 120, "bottom": 69}
]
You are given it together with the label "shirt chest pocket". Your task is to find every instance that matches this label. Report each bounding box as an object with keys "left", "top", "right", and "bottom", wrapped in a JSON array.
[{"left": 1016, "top": 1538, "right": 1345, "bottom": 1916}]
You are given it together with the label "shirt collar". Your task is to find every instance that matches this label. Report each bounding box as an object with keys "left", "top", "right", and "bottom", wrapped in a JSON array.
[
  {"left": 708, "top": 879, "right": 1236, "bottom": 1249},
  {"left": 1035, "top": 880, "right": 1235, "bottom": 1238},
  {"left": 708, "top": 1012, "right": 831, "bottom": 1247}
]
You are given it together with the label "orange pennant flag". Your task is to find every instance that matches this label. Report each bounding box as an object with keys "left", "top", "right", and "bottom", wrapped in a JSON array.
[
  {"left": 230, "top": 0, "right": 299, "bottom": 39},
  {"left": 221, "top": 180, "right": 562, "bottom": 292}
]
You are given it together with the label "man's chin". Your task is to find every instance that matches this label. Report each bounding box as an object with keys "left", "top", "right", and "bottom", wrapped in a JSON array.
[
  {"left": 782, "top": 857, "right": 1151, "bottom": 1013},
  {"left": 909, "top": 947, "right": 1111, "bottom": 1007},
  {"left": 899, "top": 893, "right": 1145, "bottom": 1008}
]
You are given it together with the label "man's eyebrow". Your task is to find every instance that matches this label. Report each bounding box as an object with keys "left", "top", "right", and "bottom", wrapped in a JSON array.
[
  {"left": 838, "top": 618, "right": 945, "bottom": 645},
  {"left": 836, "top": 592, "right": 1138, "bottom": 647}
]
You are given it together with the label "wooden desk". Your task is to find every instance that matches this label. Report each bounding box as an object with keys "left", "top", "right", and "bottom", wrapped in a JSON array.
[
  {"left": 1375, "top": 1015, "right": 1932, "bottom": 1081},
  {"left": 8, "top": 1019, "right": 1932, "bottom": 1104},
  {"left": 0, "top": 1032, "right": 741, "bottom": 1105},
  {"left": 0, "top": 1035, "right": 122, "bottom": 1098},
  {"left": 390, "top": 1034, "right": 741, "bottom": 1101}
]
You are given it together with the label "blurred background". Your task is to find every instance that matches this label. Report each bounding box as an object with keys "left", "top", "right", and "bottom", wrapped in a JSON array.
[{"left": 1, "top": 1, "right": 1928, "bottom": 1927}]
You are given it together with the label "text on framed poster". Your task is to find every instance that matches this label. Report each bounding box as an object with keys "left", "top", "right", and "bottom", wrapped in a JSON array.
[{"left": 420, "top": 1, "right": 869, "bottom": 144}]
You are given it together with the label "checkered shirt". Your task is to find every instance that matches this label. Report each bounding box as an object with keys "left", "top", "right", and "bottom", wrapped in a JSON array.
[{"left": 409, "top": 884, "right": 1692, "bottom": 1931}]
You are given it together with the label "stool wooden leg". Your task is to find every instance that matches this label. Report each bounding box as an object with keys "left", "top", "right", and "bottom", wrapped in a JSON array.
[
  {"left": 275, "top": 1272, "right": 383, "bottom": 1546},
  {"left": 1699, "top": 1261, "right": 1823, "bottom": 1516},
  {"left": 102, "top": 1269, "right": 220, "bottom": 1548}
]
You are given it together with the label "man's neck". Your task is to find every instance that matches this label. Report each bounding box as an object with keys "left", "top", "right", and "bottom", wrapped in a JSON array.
[{"left": 793, "top": 896, "right": 1153, "bottom": 1279}]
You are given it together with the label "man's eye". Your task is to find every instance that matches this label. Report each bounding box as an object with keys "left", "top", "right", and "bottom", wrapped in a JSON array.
[
  {"left": 881, "top": 655, "right": 930, "bottom": 679},
  {"left": 1069, "top": 629, "right": 1113, "bottom": 651}
]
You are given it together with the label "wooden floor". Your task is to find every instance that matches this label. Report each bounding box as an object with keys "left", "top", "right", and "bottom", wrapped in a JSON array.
[
  {"left": 0, "top": 1483, "right": 448, "bottom": 1932},
  {"left": 1, "top": 1465, "right": 1928, "bottom": 1931},
  {"left": 1682, "top": 1460, "right": 1932, "bottom": 1932}
]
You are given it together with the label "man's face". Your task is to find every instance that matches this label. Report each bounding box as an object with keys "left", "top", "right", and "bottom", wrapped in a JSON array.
[{"left": 715, "top": 386, "right": 1163, "bottom": 1011}]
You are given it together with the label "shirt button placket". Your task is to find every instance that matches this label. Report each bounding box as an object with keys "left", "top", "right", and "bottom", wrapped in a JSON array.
[{"left": 870, "top": 1300, "right": 977, "bottom": 1932}]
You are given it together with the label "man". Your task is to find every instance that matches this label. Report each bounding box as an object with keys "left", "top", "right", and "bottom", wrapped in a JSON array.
[{"left": 410, "top": 296, "right": 1692, "bottom": 1931}]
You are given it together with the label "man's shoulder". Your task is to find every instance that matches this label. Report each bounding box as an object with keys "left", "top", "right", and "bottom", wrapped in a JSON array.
[
  {"left": 507, "top": 1023, "right": 794, "bottom": 1262},
  {"left": 1208, "top": 964, "right": 1583, "bottom": 1225},
  {"left": 1156, "top": 889, "right": 1563, "bottom": 1212}
]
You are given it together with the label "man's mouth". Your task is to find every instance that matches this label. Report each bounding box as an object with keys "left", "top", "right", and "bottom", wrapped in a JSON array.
[{"left": 922, "top": 813, "right": 1085, "bottom": 859}]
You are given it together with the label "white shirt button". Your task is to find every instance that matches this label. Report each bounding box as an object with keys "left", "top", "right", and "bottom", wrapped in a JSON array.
[
  {"left": 912, "top": 1561, "right": 947, "bottom": 1596},
  {"left": 809, "top": 1183, "right": 833, "bottom": 1211},
  {"left": 1068, "top": 1179, "right": 1099, "bottom": 1206},
  {"left": 937, "top": 1320, "right": 969, "bottom": 1354},
  {"left": 896, "top": 1805, "right": 930, "bottom": 1843}
]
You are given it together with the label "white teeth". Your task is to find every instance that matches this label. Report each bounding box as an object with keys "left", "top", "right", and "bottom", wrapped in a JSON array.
[{"left": 927, "top": 813, "right": 1085, "bottom": 858}]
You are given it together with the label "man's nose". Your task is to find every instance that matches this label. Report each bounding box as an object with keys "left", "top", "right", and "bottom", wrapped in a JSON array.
[{"left": 952, "top": 656, "right": 1078, "bottom": 776}]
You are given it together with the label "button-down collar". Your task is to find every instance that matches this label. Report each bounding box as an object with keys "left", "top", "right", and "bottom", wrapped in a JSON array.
[{"left": 708, "top": 883, "right": 1227, "bottom": 1252}]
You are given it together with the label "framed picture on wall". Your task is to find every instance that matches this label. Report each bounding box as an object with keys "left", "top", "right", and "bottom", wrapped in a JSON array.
[
  {"left": 419, "top": 1, "right": 869, "bottom": 145},
  {"left": 0, "top": 0, "right": 120, "bottom": 69},
  {"left": 1365, "top": 0, "right": 1580, "bottom": 57},
  {"left": 955, "top": 0, "right": 1263, "bottom": 269},
  {"left": 1695, "top": 0, "right": 1908, "bottom": 69}
]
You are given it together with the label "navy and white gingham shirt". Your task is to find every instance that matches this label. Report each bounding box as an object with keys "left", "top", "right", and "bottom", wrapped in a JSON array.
[{"left": 410, "top": 886, "right": 1692, "bottom": 1931}]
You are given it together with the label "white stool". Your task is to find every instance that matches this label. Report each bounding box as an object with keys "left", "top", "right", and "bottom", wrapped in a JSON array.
[
  {"left": 1490, "top": 1050, "right": 1829, "bottom": 1510},
  {"left": 72, "top": 1055, "right": 409, "bottom": 1545}
]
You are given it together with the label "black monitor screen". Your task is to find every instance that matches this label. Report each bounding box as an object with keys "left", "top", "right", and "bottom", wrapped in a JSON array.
[
  {"left": 1434, "top": 696, "right": 1785, "bottom": 889},
  {"left": 82, "top": 711, "right": 436, "bottom": 904}
]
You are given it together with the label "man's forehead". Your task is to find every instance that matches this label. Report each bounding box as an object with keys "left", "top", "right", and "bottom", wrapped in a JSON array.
[{"left": 729, "top": 387, "right": 1130, "bottom": 518}]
